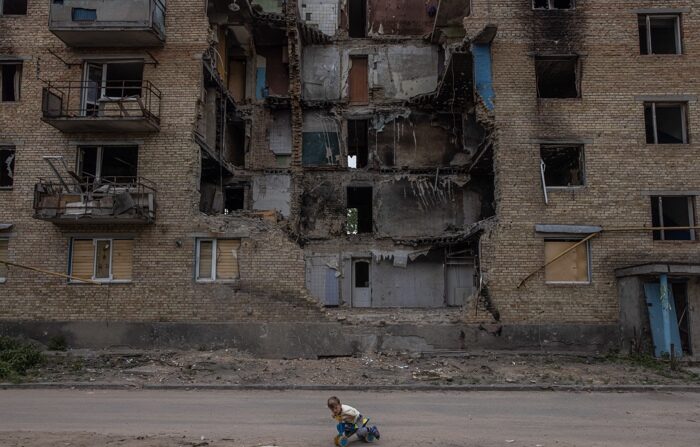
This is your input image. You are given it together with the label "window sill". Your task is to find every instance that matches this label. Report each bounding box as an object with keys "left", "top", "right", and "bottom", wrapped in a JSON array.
[
  {"left": 0, "top": 187, "right": 13, "bottom": 191},
  {"left": 645, "top": 143, "right": 690, "bottom": 147},
  {"left": 196, "top": 279, "right": 240, "bottom": 284},
  {"left": 652, "top": 239, "right": 697, "bottom": 244},
  {"left": 546, "top": 186, "right": 586, "bottom": 190}
]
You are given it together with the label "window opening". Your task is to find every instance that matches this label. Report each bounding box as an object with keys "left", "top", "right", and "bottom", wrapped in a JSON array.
[
  {"left": 0, "top": 238, "right": 8, "bottom": 281},
  {"left": 196, "top": 239, "right": 215, "bottom": 281},
  {"left": 535, "top": 56, "right": 579, "bottom": 98},
  {"left": 81, "top": 61, "right": 144, "bottom": 115},
  {"left": 540, "top": 145, "right": 584, "bottom": 187},
  {"left": 347, "top": 186, "right": 372, "bottom": 234},
  {"left": 0, "top": 147, "right": 15, "bottom": 188},
  {"left": 651, "top": 196, "right": 695, "bottom": 241},
  {"left": 72, "top": 8, "right": 97, "bottom": 21},
  {"left": 533, "top": 0, "right": 574, "bottom": 10},
  {"left": 638, "top": 15, "right": 682, "bottom": 55},
  {"left": 224, "top": 186, "right": 245, "bottom": 213},
  {"left": 1, "top": 63, "right": 22, "bottom": 102},
  {"left": 544, "top": 239, "right": 590, "bottom": 284},
  {"left": 644, "top": 102, "right": 687, "bottom": 144},
  {"left": 77, "top": 146, "right": 138, "bottom": 183},
  {"left": 196, "top": 239, "right": 240, "bottom": 281},
  {"left": 354, "top": 260, "right": 370, "bottom": 288},
  {"left": 347, "top": 119, "right": 368, "bottom": 169},
  {"left": 348, "top": 0, "right": 367, "bottom": 38},
  {"left": 1, "top": 0, "right": 27, "bottom": 15}
]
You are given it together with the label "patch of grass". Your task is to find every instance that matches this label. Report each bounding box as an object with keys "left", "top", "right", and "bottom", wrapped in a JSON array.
[
  {"left": 0, "top": 337, "right": 45, "bottom": 383},
  {"left": 46, "top": 335, "right": 68, "bottom": 352}
]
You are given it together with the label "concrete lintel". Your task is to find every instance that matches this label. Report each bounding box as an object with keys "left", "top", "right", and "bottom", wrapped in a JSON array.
[
  {"left": 527, "top": 52, "right": 588, "bottom": 57},
  {"left": 0, "top": 55, "right": 32, "bottom": 61},
  {"left": 535, "top": 224, "right": 602, "bottom": 234},
  {"left": 472, "top": 24, "right": 498, "bottom": 44},
  {"left": 616, "top": 264, "right": 670, "bottom": 278},
  {"left": 634, "top": 8, "right": 690, "bottom": 14},
  {"left": 533, "top": 139, "right": 593, "bottom": 145},
  {"left": 641, "top": 190, "right": 700, "bottom": 196},
  {"left": 668, "top": 264, "right": 700, "bottom": 275},
  {"left": 188, "top": 232, "right": 250, "bottom": 239},
  {"left": 69, "top": 140, "right": 145, "bottom": 146},
  {"left": 65, "top": 233, "right": 138, "bottom": 239},
  {"left": 634, "top": 95, "right": 698, "bottom": 102}
]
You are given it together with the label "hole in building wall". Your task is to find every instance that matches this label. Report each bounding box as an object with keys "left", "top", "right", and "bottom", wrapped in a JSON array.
[
  {"left": 541, "top": 145, "right": 584, "bottom": 187},
  {"left": 348, "top": 0, "right": 367, "bottom": 38},
  {"left": 2, "top": 0, "right": 27, "bottom": 15},
  {"left": 347, "top": 119, "right": 368, "bottom": 169},
  {"left": 225, "top": 186, "right": 246, "bottom": 213},
  {"left": 347, "top": 186, "right": 373, "bottom": 234},
  {"left": 535, "top": 56, "right": 579, "bottom": 98}
]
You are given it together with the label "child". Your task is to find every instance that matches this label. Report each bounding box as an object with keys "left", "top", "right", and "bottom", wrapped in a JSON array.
[{"left": 327, "top": 396, "right": 380, "bottom": 443}]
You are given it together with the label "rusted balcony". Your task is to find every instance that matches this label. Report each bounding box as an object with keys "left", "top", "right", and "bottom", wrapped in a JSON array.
[
  {"left": 42, "top": 80, "right": 161, "bottom": 133},
  {"left": 49, "top": 0, "right": 166, "bottom": 47},
  {"left": 33, "top": 177, "right": 156, "bottom": 224}
]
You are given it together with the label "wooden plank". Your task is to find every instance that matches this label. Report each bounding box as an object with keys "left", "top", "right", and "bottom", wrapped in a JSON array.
[
  {"left": 112, "top": 239, "right": 133, "bottom": 281},
  {"left": 71, "top": 239, "right": 94, "bottom": 281},
  {"left": 349, "top": 56, "right": 368, "bottom": 104},
  {"left": 544, "top": 241, "right": 588, "bottom": 282},
  {"left": 216, "top": 239, "right": 240, "bottom": 280}
]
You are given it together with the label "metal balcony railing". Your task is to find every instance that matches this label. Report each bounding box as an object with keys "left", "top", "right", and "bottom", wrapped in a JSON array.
[{"left": 34, "top": 177, "right": 157, "bottom": 224}]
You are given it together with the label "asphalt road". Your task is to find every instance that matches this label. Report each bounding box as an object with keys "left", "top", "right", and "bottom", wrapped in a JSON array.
[{"left": 0, "top": 389, "right": 699, "bottom": 446}]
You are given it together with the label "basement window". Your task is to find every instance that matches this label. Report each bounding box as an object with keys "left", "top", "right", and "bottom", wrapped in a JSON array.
[
  {"left": 533, "top": 0, "right": 574, "bottom": 10},
  {"left": 69, "top": 238, "right": 134, "bottom": 283},
  {"left": 347, "top": 119, "right": 368, "bottom": 169},
  {"left": 347, "top": 186, "right": 373, "bottom": 234},
  {"left": 651, "top": 196, "right": 695, "bottom": 241},
  {"left": 0, "top": 146, "right": 15, "bottom": 189},
  {"left": 1, "top": 62, "right": 22, "bottom": 102},
  {"left": 195, "top": 238, "right": 240, "bottom": 282},
  {"left": 0, "top": 238, "right": 8, "bottom": 282},
  {"left": 77, "top": 146, "right": 138, "bottom": 183},
  {"left": 540, "top": 145, "right": 584, "bottom": 188},
  {"left": 348, "top": 0, "right": 367, "bottom": 38},
  {"left": 639, "top": 15, "right": 682, "bottom": 55},
  {"left": 0, "top": 0, "right": 27, "bottom": 15},
  {"left": 535, "top": 56, "right": 580, "bottom": 98},
  {"left": 544, "top": 239, "right": 591, "bottom": 284},
  {"left": 644, "top": 102, "right": 688, "bottom": 144}
]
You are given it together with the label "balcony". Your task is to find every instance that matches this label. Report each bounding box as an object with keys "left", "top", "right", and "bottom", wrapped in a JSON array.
[
  {"left": 42, "top": 80, "right": 161, "bottom": 133},
  {"left": 33, "top": 177, "right": 156, "bottom": 224},
  {"left": 49, "top": 0, "right": 166, "bottom": 47}
]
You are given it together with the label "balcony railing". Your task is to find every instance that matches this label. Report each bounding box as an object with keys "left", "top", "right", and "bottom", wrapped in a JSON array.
[
  {"left": 49, "top": 0, "right": 166, "bottom": 47},
  {"left": 34, "top": 177, "right": 156, "bottom": 224},
  {"left": 42, "top": 80, "right": 162, "bottom": 133}
]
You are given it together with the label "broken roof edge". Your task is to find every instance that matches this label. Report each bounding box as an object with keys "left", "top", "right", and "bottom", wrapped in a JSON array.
[{"left": 535, "top": 224, "right": 603, "bottom": 235}]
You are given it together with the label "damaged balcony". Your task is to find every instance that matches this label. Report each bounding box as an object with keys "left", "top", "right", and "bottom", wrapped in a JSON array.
[
  {"left": 48, "top": 0, "right": 166, "bottom": 47},
  {"left": 42, "top": 80, "right": 161, "bottom": 133},
  {"left": 33, "top": 177, "right": 156, "bottom": 225}
]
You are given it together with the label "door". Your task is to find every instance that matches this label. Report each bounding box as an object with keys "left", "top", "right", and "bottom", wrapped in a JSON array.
[
  {"left": 82, "top": 63, "right": 104, "bottom": 116},
  {"left": 352, "top": 259, "right": 371, "bottom": 307},
  {"left": 348, "top": 56, "right": 368, "bottom": 104},
  {"left": 446, "top": 264, "right": 473, "bottom": 306},
  {"left": 644, "top": 282, "right": 683, "bottom": 358}
]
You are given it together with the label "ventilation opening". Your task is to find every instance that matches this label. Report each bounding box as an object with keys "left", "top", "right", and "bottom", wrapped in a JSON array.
[
  {"left": 347, "top": 119, "right": 368, "bottom": 169},
  {"left": 541, "top": 145, "right": 584, "bottom": 187},
  {"left": 347, "top": 186, "right": 373, "bottom": 234},
  {"left": 348, "top": 0, "right": 367, "bottom": 38},
  {"left": 535, "top": 56, "right": 579, "bottom": 98}
]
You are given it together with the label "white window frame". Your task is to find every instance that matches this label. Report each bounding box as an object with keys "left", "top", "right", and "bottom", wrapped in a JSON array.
[
  {"left": 195, "top": 238, "right": 217, "bottom": 282},
  {"left": 544, "top": 238, "right": 592, "bottom": 285},
  {"left": 653, "top": 196, "right": 696, "bottom": 241},
  {"left": 646, "top": 102, "right": 688, "bottom": 144},
  {"left": 533, "top": 0, "right": 575, "bottom": 10},
  {"left": 0, "top": 237, "right": 8, "bottom": 284},
  {"left": 69, "top": 237, "right": 133, "bottom": 284},
  {"left": 640, "top": 14, "right": 682, "bottom": 55}
]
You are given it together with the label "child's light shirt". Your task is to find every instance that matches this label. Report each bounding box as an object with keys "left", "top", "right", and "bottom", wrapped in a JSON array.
[{"left": 334, "top": 404, "right": 361, "bottom": 423}]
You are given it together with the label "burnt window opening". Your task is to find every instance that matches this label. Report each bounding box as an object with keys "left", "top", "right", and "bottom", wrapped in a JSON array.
[
  {"left": 354, "top": 260, "right": 370, "bottom": 288},
  {"left": 0, "top": 146, "right": 15, "bottom": 189},
  {"left": 638, "top": 15, "right": 682, "bottom": 55},
  {"left": 644, "top": 102, "right": 688, "bottom": 144},
  {"left": 533, "top": 0, "right": 574, "bottom": 10},
  {"left": 348, "top": 0, "right": 367, "bottom": 38},
  {"left": 347, "top": 119, "right": 368, "bottom": 169},
  {"left": 672, "top": 282, "right": 692, "bottom": 355},
  {"left": 1, "top": 63, "right": 22, "bottom": 102},
  {"left": 541, "top": 145, "right": 585, "bottom": 188},
  {"left": 347, "top": 186, "right": 373, "bottom": 234},
  {"left": 224, "top": 186, "right": 246, "bottom": 214},
  {"left": 1, "top": 0, "right": 27, "bottom": 15},
  {"left": 77, "top": 146, "right": 138, "bottom": 183},
  {"left": 535, "top": 56, "right": 580, "bottom": 98},
  {"left": 651, "top": 196, "right": 695, "bottom": 241}
]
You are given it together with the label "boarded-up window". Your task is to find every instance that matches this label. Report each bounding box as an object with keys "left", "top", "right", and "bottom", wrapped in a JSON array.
[
  {"left": 70, "top": 238, "right": 134, "bottom": 283},
  {"left": 196, "top": 239, "right": 240, "bottom": 281},
  {"left": 544, "top": 240, "right": 590, "bottom": 283},
  {"left": 0, "top": 239, "right": 8, "bottom": 280},
  {"left": 348, "top": 56, "right": 368, "bottom": 104}
]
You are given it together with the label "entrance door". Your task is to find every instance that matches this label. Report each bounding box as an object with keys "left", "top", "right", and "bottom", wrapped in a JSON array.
[
  {"left": 352, "top": 259, "right": 371, "bottom": 307},
  {"left": 446, "top": 263, "right": 473, "bottom": 306}
]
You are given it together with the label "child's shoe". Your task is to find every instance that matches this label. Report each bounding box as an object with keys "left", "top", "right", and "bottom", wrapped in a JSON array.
[{"left": 370, "top": 426, "right": 380, "bottom": 440}]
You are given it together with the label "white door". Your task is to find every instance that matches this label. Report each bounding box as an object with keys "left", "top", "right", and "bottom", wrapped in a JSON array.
[{"left": 352, "top": 259, "right": 371, "bottom": 307}]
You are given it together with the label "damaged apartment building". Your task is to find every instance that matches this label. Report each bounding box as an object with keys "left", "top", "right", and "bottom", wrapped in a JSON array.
[{"left": 1, "top": 0, "right": 700, "bottom": 359}]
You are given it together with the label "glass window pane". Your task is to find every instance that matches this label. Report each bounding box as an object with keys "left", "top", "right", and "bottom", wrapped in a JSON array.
[
  {"left": 198, "top": 240, "right": 213, "bottom": 280},
  {"left": 655, "top": 105, "right": 685, "bottom": 144},
  {"left": 662, "top": 196, "right": 693, "bottom": 240}
]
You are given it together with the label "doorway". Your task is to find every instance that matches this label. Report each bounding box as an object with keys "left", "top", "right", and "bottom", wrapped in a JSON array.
[{"left": 352, "top": 259, "right": 371, "bottom": 307}]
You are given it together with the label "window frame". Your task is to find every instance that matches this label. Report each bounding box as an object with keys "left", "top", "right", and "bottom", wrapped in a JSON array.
[
  {"left": 540, "top": 144, "right": 586, "bottom": 190},
  {"left": 195, "top": 238, "right": 241, "bottom": 283},
  {"left": 543, "top": 238, "right": 592, "bottom": 285},
  {"left": 0, "top": 145, "right": 15, "bottom": 190},
  {"left": 0, "top": 61, "right": 22, "bottom": 102},
  {"left": 651, "top": 196, "right": 696, "bottom": 242},
  {"left": 0, "top": 237, "right": 8, "bottom": 283},
  {"left": 534, "top": 55, "right": 581, "bottom": 99},
  {"left": 76, "top": 144, "right": 139, "bottom": 183},
  {"left": 69, "top": 237, "right": 133, "bottom": 284},
  {"left": 639, "top": 14, "right": 682, "bottom": 55},
  {"left": 645, "top": 102, "right": 689, "bottom": 145},
  {"left": 533, "top": 0, "right": 576, "bottom": 11}
]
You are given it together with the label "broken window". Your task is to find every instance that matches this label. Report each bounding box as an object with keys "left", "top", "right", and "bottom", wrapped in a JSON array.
[
  {"left": 224, "top": 186, "right": 245, "bottom": 214},
  {"left": 82, "top": 61, "right": 144, "bottom": 115},
  {"left": 347, "top": 186, "right": 372, "bottom": 234},
  {"left": 0, "top": 0, "right": 27, "bottom": 15},
  {"left": 0, "top": 147, "right": 15, "bottom": 189},
  {"left": 540, "top": 145, "right": 584, "bottom": 187},
  {"left": 639, "top": 15, "right": 682, "bottom": 55},
  {"left": 77, "top": 146, "right": 138, "bottom": 183},
  {"left": 535, "top": 56, "right": 580, "bottom": 98},
  {"left": 1, "top": 62, "right": 22, "bottom": 102},
  {"left": 347, "top": 119, "right": 368, "bottom": 169},
  {"left": 544, "top": 239, "right": 590, "bottom": 284},
  {"left": 0, "top": 238, "right": 8, "bottom": 281},
  {"left": 70, "top": 238, "right": 134, "bottom": 283},
  {"left": 644, "top": 102, "right": 688, "bottom": 144},
  {"left": 651, "top": 196, "right": 695, "bottom": 241},
  {"left": 533, "top": 0, "right": 574, "bottom": 10},
  {"left": 348, "top": 56, "right": 369, "bottom": 103},
  {"left": 354, "top": 260, "right": 370, "bottom": 288},
  {"left": 196, "top": 238, "right": 240, "bottom": 281},
  {"left": 348, "top": 0, "right": 367, "bottom": 38}
]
